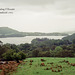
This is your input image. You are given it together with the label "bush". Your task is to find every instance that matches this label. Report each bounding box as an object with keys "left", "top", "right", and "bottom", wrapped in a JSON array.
[
  {"left": 32, "top": 50, "right": 39, "bottom": 57},
  {"left": 2, "top": 49, "right": 15, "bottom": 61},
  {"left": 38, "top": 51, "right": 50, "bottom": 57},
  {"left": 13, "top": 53, "right": 21, "bottom": 63},
  {"left": 2, "top": 50, "right": 26, "bottom": 62},
  {"left": 58, "top": 50, "right": 74, "bottom": 57},
  {"left": 54, "top": 46, "right": 63, "bottom": 57},
  {"left": 18, "top": 51, "right": 26, "bottom": 59}
]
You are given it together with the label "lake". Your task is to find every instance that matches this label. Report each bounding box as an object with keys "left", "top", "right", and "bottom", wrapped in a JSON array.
[{"left": 0, "top": 36, "right": 65, "bottom": 45}]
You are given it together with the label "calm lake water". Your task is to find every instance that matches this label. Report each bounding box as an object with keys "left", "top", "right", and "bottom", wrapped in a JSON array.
[{"left": 0, "top": 36, "right": 65, "bottom": 45}]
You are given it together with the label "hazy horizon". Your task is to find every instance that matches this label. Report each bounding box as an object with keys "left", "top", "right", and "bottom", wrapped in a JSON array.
[
  {"left": 0, "top": 0, "right": 75, "bottom": 33},
  {"left": 0, "top": 26, "right": 75, "bottom": 33}
]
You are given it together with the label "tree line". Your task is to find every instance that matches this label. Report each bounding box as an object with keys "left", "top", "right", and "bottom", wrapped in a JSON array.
[{"left": 0, "top": 38, "right": 75, "bottom": 62}]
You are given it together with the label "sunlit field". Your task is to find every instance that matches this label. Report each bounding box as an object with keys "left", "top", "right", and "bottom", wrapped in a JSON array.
[{"left": 13, "top": 57, "right": 75, "bottom": 75}]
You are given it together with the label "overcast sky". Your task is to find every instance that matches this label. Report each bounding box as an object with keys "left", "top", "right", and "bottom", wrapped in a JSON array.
[{"left": 0, "top": 0, "right": 75, "bottom": 33}]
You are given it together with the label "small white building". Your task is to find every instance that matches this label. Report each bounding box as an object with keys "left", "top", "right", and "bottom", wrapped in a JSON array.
[{"left": 0, "top": 41, "right": 3, "bottom": 46}]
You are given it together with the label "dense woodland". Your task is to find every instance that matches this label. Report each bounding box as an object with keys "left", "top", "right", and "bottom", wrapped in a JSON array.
[
  {"left": 0, "top": 33, "right": 75, "bottom": 62},
  {"left": 62, "top": 33, "right": 75, "bottom": 41}
]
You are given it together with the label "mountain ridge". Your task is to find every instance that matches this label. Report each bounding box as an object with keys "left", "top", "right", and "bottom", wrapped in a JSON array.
[
  {"left": 0, "top": 27, "right": 19, "bottom": 34},
  {"left": 0, "top": 27, "right": 69, "bottom": 38}
]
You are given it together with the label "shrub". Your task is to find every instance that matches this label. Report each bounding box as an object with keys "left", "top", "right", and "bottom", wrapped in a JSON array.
[
  {"left": 59, "top": 50, "right": 74, "bottom": 57},
  {"left": 2, "top": 50, "right": 26, "bottom": 62},
  {"left": 18, "top": 51, "right": 26, "bottom": 59},
  {"left": 13, "top": 53, "right": 21, "bottom": 63},
  {"left": 2, "top": 49, "right": 15, "bottom": 61}
]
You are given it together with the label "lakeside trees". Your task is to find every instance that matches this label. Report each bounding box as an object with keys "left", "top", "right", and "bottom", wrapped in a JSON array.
[{"left": 0, "top": 37, "right": 75, "bottom": 61}]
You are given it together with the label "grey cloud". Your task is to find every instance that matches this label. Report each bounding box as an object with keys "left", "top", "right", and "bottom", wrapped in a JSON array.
[
  {"left": 0, "top": 0, "right": 75, "bottom": 33},
  {"left": 0, "top": 0, "right": 75, "bottom": 15},
  {"left": 0, "top": 0, "right": 55, "bottom": 5}
]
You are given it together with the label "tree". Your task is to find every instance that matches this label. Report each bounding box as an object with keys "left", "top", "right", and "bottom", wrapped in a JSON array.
[
  {"left": 10, "top": 44, "right": 19, "bottom": 52},
  {"left": 13, "top": 53, "right": 21, "bottom": 63},
  {"left": 54, "top": 46, "right": 63, "bottom": 57},
  {"left": 18, "top": 43, "right": 31, "bottom": 53},
  {"left": 44, "top": 51, "right": 50, "bottom": 57},
  {"left": 59, "top": 50, "right": 74, "bottom": 57},
  {"left": 18, "top": 51, "right": 26, "bottom": 59},
  {"left": 2, "top": 49, "right": 15, "bottom": 61},
  {"left": 72, "top": 39, "right": 75, "bottom": 44},
  {"left": 2, "top": 49, "right": 26, "bottom": 62},
  {"left": 32, "top": 50, "right": 39, "bottom": 57}
]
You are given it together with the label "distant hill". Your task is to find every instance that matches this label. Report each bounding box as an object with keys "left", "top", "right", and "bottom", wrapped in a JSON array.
[
  {"left": 0, "top": 27, "right": 69, "bottom": 38},
  {"left": 0, "top": 27, "right": 25, "bottom": 37},
  {"left": 22, "top": 32, "right": 69, "bottom": 36},
  {"left": 62, "top": 30, "right": 75, "bottom": 35},
  {"left": 62, "top": 33, "right": 75, "bottom": 41},
  {"left": 0, "top": 27, "right": 19, "bottom": 34}
]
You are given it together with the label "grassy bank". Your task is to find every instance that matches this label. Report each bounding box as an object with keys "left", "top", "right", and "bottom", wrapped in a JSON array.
[{"left": 13, "top": 57, "right": 75, "bottom": 75}]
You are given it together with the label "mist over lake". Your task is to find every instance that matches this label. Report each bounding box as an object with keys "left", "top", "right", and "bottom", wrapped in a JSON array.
[{"left": 0, "top": 36, "right": 64, "bottom": 45}]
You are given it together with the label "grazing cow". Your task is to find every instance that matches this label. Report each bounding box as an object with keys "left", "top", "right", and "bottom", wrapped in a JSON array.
[
  {"left": 71, "top": 63, "right": 75, "bottom": 66},
  {"left": 58, "top": 65, "right": 62, "bottom": 68},
  {"left": 58, "top": 69, "right": 61, "bottom": 72},
  {"left": 50, "top": 67, "right": 52, "bottom": 70},
  {"left": 41, "top": 63, "right": 45, "bottom": 66},
  {"left": 0, "top": 65, "right": 2, "bottom": 70},
  {"left": 29, "top": 63, "right": 32, "bottom": 65},
  {"left": 67, "top": 62, "right": 70, "bottom": 65},
  {"left": 30, "top": 60, "right": 33, "bottom": 62},
  {"left": 41, "top": 59, "right": 45, "bottom": 62},
  {"left": 46, "top": 68, "right": 49, "bottom": 70},
  {"left": 52, "top": 69, "right": 54, "bottom": 72},
  {"left": 50, "top": 62, "right": 54, "bottom": 64}
]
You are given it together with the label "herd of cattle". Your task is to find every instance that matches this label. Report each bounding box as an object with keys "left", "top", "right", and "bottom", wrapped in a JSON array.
[
  {"left": 0, "top": 59, "right": 75, "bottom": 75},
  {"left": 29, "top": 59, "right": 75, "bottom": 72},
  {"left": 0, "top": 61, "right": 23, "bottom": 75}
]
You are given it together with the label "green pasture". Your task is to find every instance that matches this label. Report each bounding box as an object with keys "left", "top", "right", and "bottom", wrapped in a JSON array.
[{"left": 13, "top": 57, "right": 75, "bottom": 75}]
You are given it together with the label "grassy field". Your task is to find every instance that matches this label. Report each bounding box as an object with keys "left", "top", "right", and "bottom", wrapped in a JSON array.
[{"left": 13, "top": 57, "right": 75, "bottom": 75}]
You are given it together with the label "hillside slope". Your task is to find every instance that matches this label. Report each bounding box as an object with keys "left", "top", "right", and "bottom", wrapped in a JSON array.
[
  {"left": 62, "top": 33, "right": 75, "bottom": 41},
  {"left": 0, "top": 27, "right": 19, "bottom": 34},
  {"left": 0, "top": 27, "right": 25, "bottom": 37},
  {"left": 0, "top": 27, "right": 69, "bottom": 38}
]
